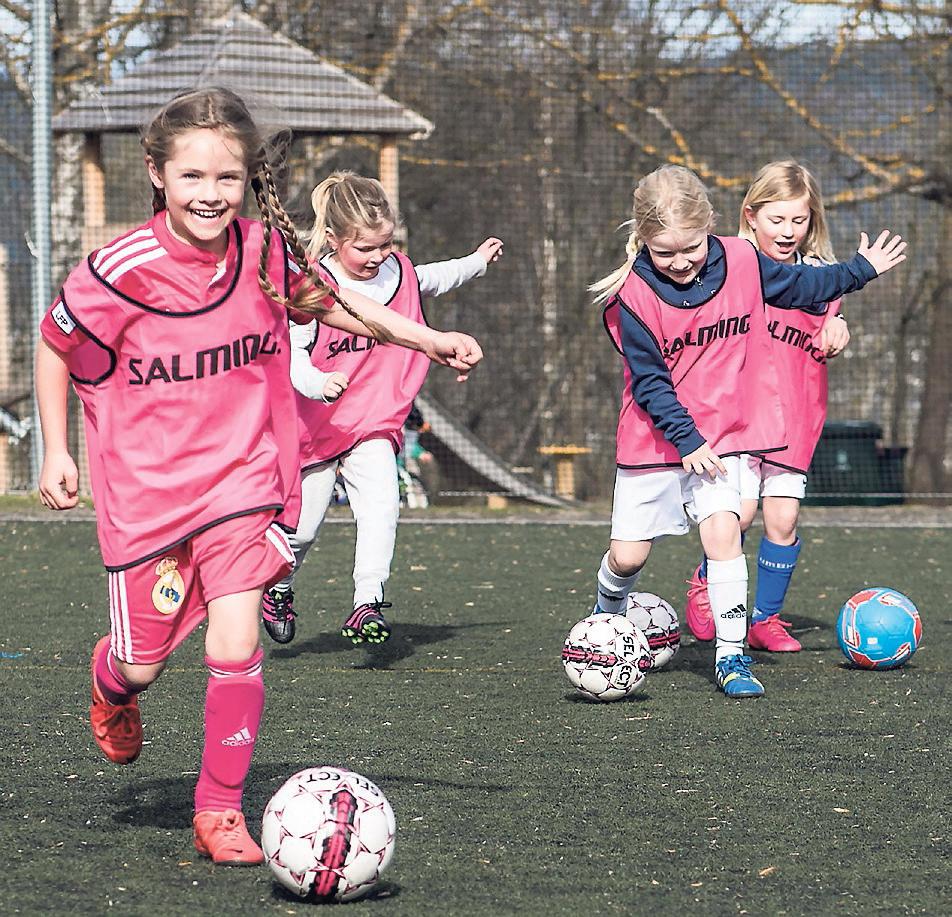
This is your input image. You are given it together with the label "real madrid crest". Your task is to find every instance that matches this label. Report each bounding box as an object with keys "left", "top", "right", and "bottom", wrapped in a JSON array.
[{"left": 152, "top": 556, "right": 185, "bottom": 615}]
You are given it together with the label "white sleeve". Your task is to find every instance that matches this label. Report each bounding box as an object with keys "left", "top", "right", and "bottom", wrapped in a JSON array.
[
  {"left": 414, "top": 252, "right": 487, "bottom": 297},
  {"left": 288, "top": 320, "right": 332, "bottom": 400}
]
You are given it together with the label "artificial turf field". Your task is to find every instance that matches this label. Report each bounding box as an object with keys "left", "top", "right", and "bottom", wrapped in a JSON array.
[{"left": 0, "top": 518, "right": 949, "bottom": 916}]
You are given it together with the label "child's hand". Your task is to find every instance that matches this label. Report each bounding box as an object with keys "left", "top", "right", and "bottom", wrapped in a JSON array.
[
  {"left": 38, "top": 451, "right": 79, "bottom": 510},
  {"left": 424, "top": 331, "right": 483, "bottom": 381},
  {"left": 322, "top": 371, "right": 349, "bottom": 403},
  {"left": 681, "top": 442, "right": 727, "bottom": 480},
  {"left": 475, "top": 237, "right": 504, "bottom": 265},
  {"left": 857, "top": 230, "right": 907, "bottom": 276},
  {"left": 819, "top": 314, "right": 850, "bottom": 358}
]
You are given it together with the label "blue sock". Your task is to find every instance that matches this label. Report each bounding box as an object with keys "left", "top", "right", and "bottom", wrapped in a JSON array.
[{"left": 753, "top": 537, "right": 801, "bottom": 622}]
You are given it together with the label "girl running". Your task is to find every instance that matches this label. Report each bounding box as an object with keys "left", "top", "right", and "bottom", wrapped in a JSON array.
[
  {"left": 261, "top": 171, "right": 502, "bottom": 646},
  {"left": 590, "top": 164, "right": 905, "bottom": 698},
  {"left": 684, "top": 161, "right": 850, "bottom": 652},
  {"left": 35, "top": 89, "right": 481, "bottom": 865}
]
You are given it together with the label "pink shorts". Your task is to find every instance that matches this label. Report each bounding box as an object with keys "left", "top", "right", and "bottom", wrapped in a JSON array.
[{"left": 106, "top": 512, "right": 294, "bottom": 665}]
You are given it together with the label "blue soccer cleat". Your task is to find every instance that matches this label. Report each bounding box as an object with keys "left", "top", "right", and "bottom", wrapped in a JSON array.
[{"left": 715, "top": 654, "right": 765, "bottom": 698}]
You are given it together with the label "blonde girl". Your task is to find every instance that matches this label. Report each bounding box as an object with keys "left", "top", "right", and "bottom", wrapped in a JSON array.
[
  {"left": 590, "top": 164, "right": 904, "bottom": 698},
  {"left": 262, "top": 171, "right": 502, "bottom": 645},
  {"left": 684, "top": 160, "right": 850, "bottom": 652}
]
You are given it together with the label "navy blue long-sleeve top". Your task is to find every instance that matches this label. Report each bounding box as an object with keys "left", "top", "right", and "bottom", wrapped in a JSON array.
[{"left": 616, "top": 236, "right": 876, "bottom": 458}]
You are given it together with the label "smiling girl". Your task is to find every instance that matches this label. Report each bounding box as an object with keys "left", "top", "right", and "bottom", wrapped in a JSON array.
[{"left": 34, "top": 89, "right": 482, "bottom": 865}]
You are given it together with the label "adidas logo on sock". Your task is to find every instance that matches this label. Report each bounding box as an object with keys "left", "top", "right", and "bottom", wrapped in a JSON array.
[
  {"left": 221, "top": 727, "right": 254, "bottom": 747},
  {"left": 722, "top": 604, "right": 747, "bottom": 619}
]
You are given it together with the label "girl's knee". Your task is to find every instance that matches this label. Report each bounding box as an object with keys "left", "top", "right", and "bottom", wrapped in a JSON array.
[
  {"left": 699, "top": 511, "right": 742, "bottom": 559},
  {"left": 763, "top": 498, "right": 800, "bottom": 543},
  {"left": 117, "top": 659, "right": 165, "bottom": 692},
  {"left": 608, "top": 542, "right": 649, "bottom": 576}
]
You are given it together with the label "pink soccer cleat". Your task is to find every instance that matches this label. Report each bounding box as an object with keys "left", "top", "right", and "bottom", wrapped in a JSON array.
[
  {"left": 193, "top": 809, "right": 264, "bottom": 866},
  {"left": 89, "top": 636, "right": 142, "bottom": 765},
  {"left": 748, "top": 614, "right": 802, "bottom": 652},
  {"left": 684, "top": 565, "right": 715, "bottom": 642}
]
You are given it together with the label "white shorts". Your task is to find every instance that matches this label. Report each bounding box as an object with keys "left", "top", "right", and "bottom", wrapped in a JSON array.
[
  {"left": 610, "top": 456, "right": 741, "bottom": 542},
  {"left": 739, "top": 454, "right": 807, "bottom": 501}
]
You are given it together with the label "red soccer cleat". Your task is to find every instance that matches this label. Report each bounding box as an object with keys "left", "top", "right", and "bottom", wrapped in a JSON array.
[
  {"left": 193, "top": 809, "right": 264, "bottom": 865},
  {"left": 748, "top": 614, "right": 802, "bottom": 652},
  {"left": 684, "top": 565, "right": 715, "bottom": 642},
  {"left": 89, "top": 636, "right": 142, "bottom": 765}
]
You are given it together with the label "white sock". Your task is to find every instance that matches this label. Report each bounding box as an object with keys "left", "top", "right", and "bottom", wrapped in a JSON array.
[
  {"left": 595, "top": 552, "right": 640, "bottom": 615},
  {"left": 707, "top": 555, "right": 748, "bottom": 662}
]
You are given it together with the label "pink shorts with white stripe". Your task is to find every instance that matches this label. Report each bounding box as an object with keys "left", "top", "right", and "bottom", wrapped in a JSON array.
[{"left": 107, "top": 511, "right": 294, "bottom": 665}]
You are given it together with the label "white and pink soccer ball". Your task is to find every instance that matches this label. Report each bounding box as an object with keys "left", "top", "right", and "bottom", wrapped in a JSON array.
[
  {"left": 625, "top": 591, "right": 681, "bottom": 669},
  {"left": 561, "top": 612, "right": 653, "bottom": 701},
  {"left": 261, "top": 766, "right": 396, "bottom": 902}
]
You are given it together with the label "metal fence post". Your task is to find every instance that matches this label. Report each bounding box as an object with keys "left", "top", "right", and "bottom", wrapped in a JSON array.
[{"left": 30, "top": 0, "right": 53, "bottom": 490}]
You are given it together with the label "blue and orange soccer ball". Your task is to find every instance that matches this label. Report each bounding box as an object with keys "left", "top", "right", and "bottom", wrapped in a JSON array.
[{"left": 836, "top": 588, "right": 922, "bottom": 670}]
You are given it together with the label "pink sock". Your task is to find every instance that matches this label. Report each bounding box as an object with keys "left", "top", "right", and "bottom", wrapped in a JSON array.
[
  {"left": 94, "top": 643, "right": 136, "bottom": 705},
  {"left": 194, "top": 647, "right": 265, "bottom": 814}
]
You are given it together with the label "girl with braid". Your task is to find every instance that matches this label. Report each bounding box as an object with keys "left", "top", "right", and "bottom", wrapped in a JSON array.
[{"left": 34, "top": 88, "right": 481, "bottom": 866}]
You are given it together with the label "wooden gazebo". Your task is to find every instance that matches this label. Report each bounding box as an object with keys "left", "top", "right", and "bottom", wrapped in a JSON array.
[{"left": 52, "top": 7, "right": 434, "bottom": 252}]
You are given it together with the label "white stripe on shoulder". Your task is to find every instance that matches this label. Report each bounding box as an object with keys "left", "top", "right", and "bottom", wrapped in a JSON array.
[
  {"left": 92, "top": 228, "right": 157, "bottom": 270},
  {"left": 288, "top": 258, "right": 302, "bottom": 274},
  {"left": 96, "top": 237, "right": 164, "bottom": 277},
  {"left": 104, "top": 247, "right": 168, "bottom": 285}
]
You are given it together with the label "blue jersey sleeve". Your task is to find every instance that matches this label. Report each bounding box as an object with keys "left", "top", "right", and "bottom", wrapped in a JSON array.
[
  {"left": 618, "top": 303, "right": 705, "bottom": 458},
  {"left": 758, "top": 252, "right": 876, "bottom": 312}
]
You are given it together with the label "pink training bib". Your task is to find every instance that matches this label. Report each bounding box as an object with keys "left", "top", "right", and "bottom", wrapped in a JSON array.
[
  {"left": 603, "top": 236, "right": 786, "bottom": 469},
  {"left": 763, "top": 297, "right": 840, "bottom": 473},
  {"left": 297, "top": 250, "right": 431, "bottom": 467},
  {"left": 41, "top": 216, "right": 303, "bottom": 569}
]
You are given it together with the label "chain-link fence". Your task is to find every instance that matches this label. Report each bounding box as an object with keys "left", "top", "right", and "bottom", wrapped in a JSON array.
[{"left": 2, "top": 1, "right": 949, "bottom": 504}]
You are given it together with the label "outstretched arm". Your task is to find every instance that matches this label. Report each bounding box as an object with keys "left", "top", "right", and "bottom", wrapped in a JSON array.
[
  {"left": 760, "top": 231, "right": 906, "bottom": 311},
  {"left": 319, "top": 287, "right": 483, "bottom": 381},
  {"left": 35, "top": 339, "right": 79, "bottom": 510},
  {"left": 415, "top": 237, "right": 503, "bottom": 297}
]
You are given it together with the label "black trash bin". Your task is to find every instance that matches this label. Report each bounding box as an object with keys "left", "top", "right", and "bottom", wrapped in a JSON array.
[
  {"left": 805, "top": 420, "right": 901, "bottom": 506},
  {"left": 877, "top": 445, "right": 908, "bottom": 501}
]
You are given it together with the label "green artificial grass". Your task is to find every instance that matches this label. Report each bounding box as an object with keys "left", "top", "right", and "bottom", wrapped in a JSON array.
[{"left": 0, "top": 521, "right": 948, "bottom": 915}]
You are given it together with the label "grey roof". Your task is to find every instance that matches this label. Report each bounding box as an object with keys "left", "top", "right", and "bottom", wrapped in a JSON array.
[{"left": 52, "top": 9, "right": 433, "bottom": 138}]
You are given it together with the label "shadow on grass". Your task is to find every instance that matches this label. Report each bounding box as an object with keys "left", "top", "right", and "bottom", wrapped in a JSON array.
[
  {"left": 114, "top": 760, "right": 512, "bottom": 830},
  {"left": 562, "top": 689, "right": 653, "bottom": 705},
  {"left": 272, "top": 620, "right": 503, "bottom": 670},
  {"left": 270, "top": 879, "right": 401, "bottom": 905},
  {"left": 114, "top": 777, "right": 194, "bottom": 829}
]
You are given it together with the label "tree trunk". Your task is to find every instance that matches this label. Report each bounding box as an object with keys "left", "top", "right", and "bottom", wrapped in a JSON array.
[{"left": 908, "top": 205, "right": 952, "bottom": 496}]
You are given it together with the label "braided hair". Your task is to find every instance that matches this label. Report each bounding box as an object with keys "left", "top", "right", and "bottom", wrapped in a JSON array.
[{"left": 142, "top": 87, "right": 392, "bottom": 340}]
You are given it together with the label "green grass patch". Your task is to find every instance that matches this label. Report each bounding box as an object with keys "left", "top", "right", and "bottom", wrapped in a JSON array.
[{"left": 0, "top": 521, "right": 948, "bottom": 915}]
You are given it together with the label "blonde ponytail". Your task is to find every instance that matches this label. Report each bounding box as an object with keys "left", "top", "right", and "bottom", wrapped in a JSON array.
[
  {"left": 305, "top": 170, "right": 397, "bottom": 262},
  {"left": 590, "top": 228, "right": 641, "bottom": 304}
]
